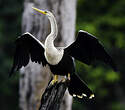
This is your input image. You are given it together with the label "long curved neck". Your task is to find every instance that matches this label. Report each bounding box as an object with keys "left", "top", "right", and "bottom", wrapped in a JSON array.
[
  {"left": 45, "top": 13, "right": 58, "bottom": 48},
  {"left": 49, "top": 14, "right": 58, "bottom": 38},
  {"left": 44, "top": 12, "right": 64, "bottom": 65}
]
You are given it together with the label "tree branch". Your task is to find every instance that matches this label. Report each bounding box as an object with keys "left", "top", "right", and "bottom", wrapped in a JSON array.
[{"left": 39, "top": 81, "right": 69, "bottom": 110}]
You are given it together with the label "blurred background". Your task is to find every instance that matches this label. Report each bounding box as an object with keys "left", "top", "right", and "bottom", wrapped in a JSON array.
[{"left": 0, "top": 0, "right": 125, "bottom": 110}]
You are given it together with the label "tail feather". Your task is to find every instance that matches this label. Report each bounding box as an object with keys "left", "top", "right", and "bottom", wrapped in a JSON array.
[{"left": 68, "top": 73, "right": 94, "bottom": 99}]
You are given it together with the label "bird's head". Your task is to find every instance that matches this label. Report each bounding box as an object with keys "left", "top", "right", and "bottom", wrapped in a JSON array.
[{"left": 32, "top": 7, "right": 53, "bottom": 18}]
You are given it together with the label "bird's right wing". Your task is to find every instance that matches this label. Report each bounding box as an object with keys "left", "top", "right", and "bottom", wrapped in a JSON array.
[
  {"left": 64, "top": 30, "right": 117, "bottom": 71},
  {"left": 10, "top": 32, "right": 47, "bottom": 77}
]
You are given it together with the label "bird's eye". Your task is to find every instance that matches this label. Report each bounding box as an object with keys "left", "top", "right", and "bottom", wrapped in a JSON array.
[{"left": 44, "top": 11, "right": 47, "bottom": 13}]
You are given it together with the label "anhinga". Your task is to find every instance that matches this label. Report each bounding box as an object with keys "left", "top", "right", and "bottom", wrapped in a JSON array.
[{"left": 10, "top": 7, "right": 117, "bottom": 100}]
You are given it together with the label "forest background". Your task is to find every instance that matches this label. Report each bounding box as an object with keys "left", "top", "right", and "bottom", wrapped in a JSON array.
[{"left": 0, "top": 0, "right": 125, "bottom": 110}]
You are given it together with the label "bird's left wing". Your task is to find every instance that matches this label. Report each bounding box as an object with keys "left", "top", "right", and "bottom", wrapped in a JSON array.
[
  {"left": 9, "top": 32, "right": 47, "bottom": 77},
  {"left": 64, "top": 30, "right": 117, "bottom": 71}
]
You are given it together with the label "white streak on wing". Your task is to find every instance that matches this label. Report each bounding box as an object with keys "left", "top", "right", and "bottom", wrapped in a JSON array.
[
  {"left": 82, "top": 93, "right": 87, "bottom": 97},
  {"left": 73, "top": 94, "right": 76, "bottom": 97},
  {"left": 77, "top": 95, "right": 83, "bottom": 99},
  {"left": 23, "top": 32, "right": 45, "bottom": 48},
  {"left": 89, "top": 94, "right": 95, "bottom": 99}
]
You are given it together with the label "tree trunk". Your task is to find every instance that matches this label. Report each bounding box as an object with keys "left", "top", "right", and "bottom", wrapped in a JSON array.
[
  {"left": 39, "top": 81, "right": 69, "bottom": 110},
  {"left": 19, "top": 0, "right": 76, "bottom": 110}
]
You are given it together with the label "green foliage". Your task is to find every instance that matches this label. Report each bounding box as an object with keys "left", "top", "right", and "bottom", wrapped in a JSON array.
[
  {"left": 73, "top": 0, "right": 125, "bottom": 110},
  {"left": 0, "top": 0, "right": 23, "bottom": 110},
  {"left": 105, "top": 70, "right": 119, "bottom": 83},
  {"left": 110, "top": 102, "right": 125, "bottom": 110},
  {"left": 1, "top": 0, "right": 125, "bottom": 110}
]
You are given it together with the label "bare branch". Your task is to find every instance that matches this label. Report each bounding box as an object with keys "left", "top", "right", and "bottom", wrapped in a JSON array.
[{"left": 39, "top": 81, "right": 69, "bottom": 110}]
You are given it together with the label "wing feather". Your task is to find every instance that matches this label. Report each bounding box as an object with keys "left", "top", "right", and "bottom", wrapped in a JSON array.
[
  {"left": 9, "top": 32, "right": 47, "bottom": 77},
  {"left": 65, "top": 30, "right": 117, "bottom": 71}
]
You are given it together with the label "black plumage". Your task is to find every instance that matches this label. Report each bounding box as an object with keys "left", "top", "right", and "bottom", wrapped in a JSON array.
[
  {"left": 10, "top": 30, "right": 117, "bottom": 99},
  {"left": 68, "top": 73, "right": 93, "bottom": 99},
  {"left": 9, "top": 33, "right": 47, "bottom": 77},
  {"left": 65, "top": 30, "right": 117, "bottom": 71}
]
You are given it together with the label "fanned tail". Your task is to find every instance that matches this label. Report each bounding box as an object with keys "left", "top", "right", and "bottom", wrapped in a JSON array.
[{"left": 68, "top": 73, "right": 94, "bottom": 99}]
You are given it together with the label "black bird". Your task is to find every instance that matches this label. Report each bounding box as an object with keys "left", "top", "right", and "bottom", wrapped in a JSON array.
[{"left": 10, "top": 7, "right": 117, "bottom": 99}]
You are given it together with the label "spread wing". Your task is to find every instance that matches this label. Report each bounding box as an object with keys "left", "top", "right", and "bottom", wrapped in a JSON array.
[
  {"left": 10, "top": 32, "right": 47, "bottom": 77},
  {"left": 65, "top": 30, "right": 117, "bottom": 71}
]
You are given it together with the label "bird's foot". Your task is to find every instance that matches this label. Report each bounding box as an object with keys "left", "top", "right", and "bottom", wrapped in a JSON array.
[
  {"left": 68, "top": 73, "right": 70, "bottom": 81},
  {"left": 61, "top": 77, "right": 67, "bottom": 83},
  {"left": 61, "top": 73, "right": 71, "bottom": 83},
  {"left": 51, "top": 79, "right": 58, "bottom": 85},
  {"left": 50, "top": 75, "right": 58, "bottom": 85}
]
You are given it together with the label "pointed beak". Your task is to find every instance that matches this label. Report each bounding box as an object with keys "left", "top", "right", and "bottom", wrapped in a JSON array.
[{"left": 32, "top": 7, "right": 47, "bottom": 15}]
